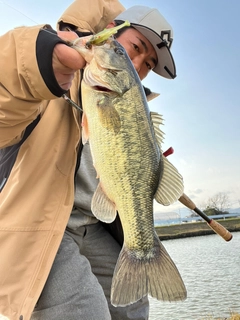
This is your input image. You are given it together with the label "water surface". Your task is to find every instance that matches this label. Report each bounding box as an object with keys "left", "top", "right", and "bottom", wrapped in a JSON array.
[{"left": 149, "top": 232, "right": 240, "bottom": 319}]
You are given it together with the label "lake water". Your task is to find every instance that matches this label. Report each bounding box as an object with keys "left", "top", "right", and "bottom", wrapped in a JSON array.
[{"left": 149, "top": 231, "right": 240, "bottom": 320}]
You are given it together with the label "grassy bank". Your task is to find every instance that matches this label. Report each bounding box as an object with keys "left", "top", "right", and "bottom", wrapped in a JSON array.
[
  {"left": 200, "top": 313, "right": 240, "bottom": 320},
  {"left": 155, "top": 217, "right": 240, "bottom": 240}
]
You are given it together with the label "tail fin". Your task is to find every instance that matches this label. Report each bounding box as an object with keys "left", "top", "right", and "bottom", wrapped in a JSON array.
[{"left": 110, "top": 233, "right": 187, "bottom": 306}]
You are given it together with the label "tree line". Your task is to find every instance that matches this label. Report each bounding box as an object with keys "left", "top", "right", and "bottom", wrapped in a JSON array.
[{"left": 191, "top": 192, "right": 236, "bottom": 217}]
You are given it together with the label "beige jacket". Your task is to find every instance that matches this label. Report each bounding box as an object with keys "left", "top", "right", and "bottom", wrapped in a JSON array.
[{"left": 0, "top": 1, "right": 124, "bottom": 319}]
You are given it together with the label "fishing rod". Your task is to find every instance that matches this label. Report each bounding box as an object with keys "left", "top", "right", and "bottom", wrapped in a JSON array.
[{"left": 163, "top": 147, "right": 233, "bottom": 242}]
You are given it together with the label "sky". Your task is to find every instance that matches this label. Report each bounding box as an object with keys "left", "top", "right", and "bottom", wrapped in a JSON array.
[{"left": 1, "top": 0, "right": 240, "bottom": 217}]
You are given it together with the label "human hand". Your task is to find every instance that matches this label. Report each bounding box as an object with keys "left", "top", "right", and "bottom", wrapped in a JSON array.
[{"left": 53, "top": 31, "right": 87, "bottom": 90}]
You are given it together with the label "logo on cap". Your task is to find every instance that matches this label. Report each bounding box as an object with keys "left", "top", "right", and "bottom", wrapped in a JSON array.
[{"left": 158, "top": 30, "right": 173, "bottom": 49}]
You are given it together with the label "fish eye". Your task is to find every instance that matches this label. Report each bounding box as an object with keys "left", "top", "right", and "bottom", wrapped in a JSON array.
[{"left": 114, "top": 47, "right": 125, "bottom": 55}]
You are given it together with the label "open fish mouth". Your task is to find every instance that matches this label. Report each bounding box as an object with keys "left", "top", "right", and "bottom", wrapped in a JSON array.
[
  {"left": 84, "top": 69, "right": 115, "bottom": 93},
  {"left": 83, "top": 63, "right": 124, "bottom": 95},
  {"left": 94, "top": 85, "right": 113, "bottom": 93}
]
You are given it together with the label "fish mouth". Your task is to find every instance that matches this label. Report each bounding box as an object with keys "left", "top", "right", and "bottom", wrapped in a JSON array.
[
  {"left": 94, "top": 85, "right": 113, "bottom": 93},
  {"left": 83, "top": 65, "right": 123, "bottom": 95},
  {"left": 84, "top": 71, "right": 115, "bottom": 93}
]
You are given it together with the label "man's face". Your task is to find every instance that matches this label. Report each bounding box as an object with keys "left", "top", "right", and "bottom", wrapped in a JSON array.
[{"left": 116, "top": 27, "right": 158, "bottom": 80}]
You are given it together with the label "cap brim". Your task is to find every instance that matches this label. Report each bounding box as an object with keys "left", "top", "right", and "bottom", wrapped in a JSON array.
[{"left": 131, "top": 24, "right": 176, "bottom": 79}]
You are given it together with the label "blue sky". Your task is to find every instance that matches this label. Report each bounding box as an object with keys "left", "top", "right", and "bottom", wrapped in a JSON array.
[{"left": 1, "top": 0, "right": 240, "bottom": 216}]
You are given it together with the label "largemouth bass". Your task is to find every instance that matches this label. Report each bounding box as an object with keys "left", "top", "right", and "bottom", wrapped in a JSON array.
[{"left": 71, "top": 30, "right": 187, "bottom": 306}]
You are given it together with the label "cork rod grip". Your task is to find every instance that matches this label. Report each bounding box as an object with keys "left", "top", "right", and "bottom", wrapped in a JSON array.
[
  {"left": 208, "top": 219, "right": 233, "bottom": 242},
  {"left": 178, "top": 193, "right": 233, "bottom": 242},
  {"left": 179, "top": 193, "right": 196, "bottom": 210}
]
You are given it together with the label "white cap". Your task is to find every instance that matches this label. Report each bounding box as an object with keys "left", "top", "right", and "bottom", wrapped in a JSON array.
[{"left": 115, "top": 6, "right": 176, "bottom": 79}]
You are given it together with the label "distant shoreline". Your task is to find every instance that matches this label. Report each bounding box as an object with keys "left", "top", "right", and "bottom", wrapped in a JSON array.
[{"left": 155, "top": 217, "right": 240, "bottom": 240}]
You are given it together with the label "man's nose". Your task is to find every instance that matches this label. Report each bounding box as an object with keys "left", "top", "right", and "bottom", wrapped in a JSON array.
[
  {"left": 133, "top": 63, "right": 141, "bottom": 74},
  {"left": 132, "top": 57, "right": 142, "bottom": 74},
  {"left": 131, "top": 56, "right": 147, "bottom": 80}
]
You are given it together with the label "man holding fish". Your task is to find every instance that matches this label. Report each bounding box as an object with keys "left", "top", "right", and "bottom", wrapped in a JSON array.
[{"left": 0, "top": 0, "right": 186, "bottom": 319}]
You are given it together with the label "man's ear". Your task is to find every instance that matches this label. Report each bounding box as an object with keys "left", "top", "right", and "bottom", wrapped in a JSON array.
[{"left": 106, "top": 21, "right": 116, "bottom": 29}]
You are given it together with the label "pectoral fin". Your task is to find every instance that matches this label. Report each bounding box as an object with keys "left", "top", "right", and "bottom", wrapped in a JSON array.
[
  {"left": 97, "top": 98, "right": 121, "bottom": 134},
  {"left": 91, "top": 183, "right": 117, "bottom": 223},
  {"left": 155, "top": 156, "right": 184, "bottom": 205}
]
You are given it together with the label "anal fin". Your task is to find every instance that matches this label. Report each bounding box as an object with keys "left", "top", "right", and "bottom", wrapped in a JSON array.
[{"left": 91, "top": 183, "right": 117, "bottom": 223}]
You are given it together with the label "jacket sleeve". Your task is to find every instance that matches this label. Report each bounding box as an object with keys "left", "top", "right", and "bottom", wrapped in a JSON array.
[
  {"left": 0, "top": 25, "right": 66, "bottom": 148},
  {"left": 58, "top": 0, "right": 125, "bottom": 33}
]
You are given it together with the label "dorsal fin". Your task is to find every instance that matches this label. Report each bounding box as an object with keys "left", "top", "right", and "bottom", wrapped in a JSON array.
[
  {"left": 150, "top": 112, "right": 165, "bottom": 149},
  {"left": 155, "top": 156, "right": 184, "bottom": 206}
]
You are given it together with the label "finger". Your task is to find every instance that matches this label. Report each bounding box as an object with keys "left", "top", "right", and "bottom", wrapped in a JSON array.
[
  {"left": 54, "top": 43, "right": 86, "bottom": 70},
  {"left": 55, "top": 72, "right": 75, "bottom": 91}
]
